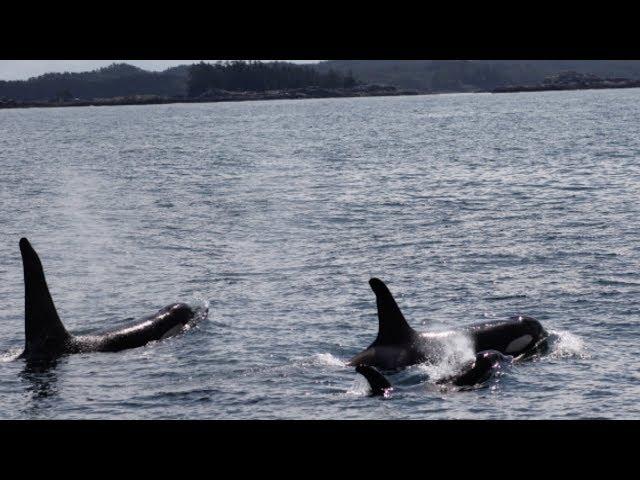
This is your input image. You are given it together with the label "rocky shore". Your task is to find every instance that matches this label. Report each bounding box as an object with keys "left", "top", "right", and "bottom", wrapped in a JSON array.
[
  {"left": 0, "top": 84, "right": 422, "bottom": 110},
  {"left": 493, "top": 71, "right": 640, "bottom": 93}
]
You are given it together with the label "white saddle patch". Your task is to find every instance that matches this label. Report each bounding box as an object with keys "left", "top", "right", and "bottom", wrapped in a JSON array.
[
  {"left": 506, "top": 334, "right": 533, "bottom": 353},
  {"left": 160, "top": 324, "right": 185, "bottom": 340}
]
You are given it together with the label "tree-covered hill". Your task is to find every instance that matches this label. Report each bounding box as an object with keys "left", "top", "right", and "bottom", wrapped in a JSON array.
[
  {"left": 0, "top": 61, "right": 358, "bottom": 101},
  {"left": 186, "top": 61, "right": 357, "bottom": 97},
  {"left": 0, "top": 63, "right": 189, "bottom": 101}
]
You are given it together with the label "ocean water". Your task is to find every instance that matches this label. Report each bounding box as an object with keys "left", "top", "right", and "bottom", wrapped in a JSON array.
[{"left": 1, "top": 89, "right": 639, "bottom": 419}]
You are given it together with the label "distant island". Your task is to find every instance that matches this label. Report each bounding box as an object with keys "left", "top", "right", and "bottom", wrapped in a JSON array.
[
  {"left": 0, "top": 61, "right": 420, "bottom": 110},
  {"left": 492, "top": 71, "right": 640, "bottom": 93}
]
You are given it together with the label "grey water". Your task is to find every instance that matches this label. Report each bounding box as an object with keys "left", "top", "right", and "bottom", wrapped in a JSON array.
[{"left": 1, "top": 89, "right": 639, "bottom": 419}]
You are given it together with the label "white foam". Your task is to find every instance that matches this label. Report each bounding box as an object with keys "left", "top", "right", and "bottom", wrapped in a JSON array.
[
  {"left": 418, "top": 332, "right": 476, "bottom": 382},
  {"left": 0, "top": 348, "right": 23, "bottom": 363},
  {"left": 183, "top": 298, "right": 210, "bottom": 328},
  {"left": 312, "top": 353, "right": 347, "bottom": 367},
  {"left": 345, "top": 377, "right": 372, "bottom": 397},
  {"left": 547, "top": 329, "right": 588, "bottom": 359},
  {"left": 195, "top": 299, "right": 210, "bottom": 320}
]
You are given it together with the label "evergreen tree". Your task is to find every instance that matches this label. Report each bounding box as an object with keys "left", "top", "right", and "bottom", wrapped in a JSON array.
[{"left": 185, "top": 61, "right": 361, "bottom": 96}]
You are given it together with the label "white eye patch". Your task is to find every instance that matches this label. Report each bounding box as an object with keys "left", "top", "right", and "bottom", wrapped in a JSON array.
[{"left": 506, "top": 335, "right": 533, "bottom": 353}]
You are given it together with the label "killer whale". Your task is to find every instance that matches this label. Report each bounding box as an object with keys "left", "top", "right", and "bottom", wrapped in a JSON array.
[
  {"left": 17, "top": 237, "right": 204, "bottom": 360},
  {"left": 356, "top": 350, "right": 512, "bottom": 396},
  {"left": 347, "top": 278, "right": 548, "bottom": 370}
]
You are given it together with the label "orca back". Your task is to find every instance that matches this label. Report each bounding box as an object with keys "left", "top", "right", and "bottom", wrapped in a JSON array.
[
  {"left": 17, "top": 238, "right": 202, "bottom": 359},
  {"left": 451, "top": 350, "right": 511, "bottom": 387},
  {"left": 466, "top": 316, "right": 548, "bottom": 358}
]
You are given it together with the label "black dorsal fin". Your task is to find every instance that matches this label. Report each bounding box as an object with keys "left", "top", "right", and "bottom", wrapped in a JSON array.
[
  {"left": 356, "top": 365, "right": 393, "bottom": 396},
  {"left": 369, "top": 278, "right": 418, "bottom": 346},
  {"left": 19, "top": 238, "right": 70, "bottom": 355}
]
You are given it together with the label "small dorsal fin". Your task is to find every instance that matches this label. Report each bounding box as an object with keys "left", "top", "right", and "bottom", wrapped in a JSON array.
[
  {"left": 356, "top": 365, "right": 393, "bottom": 396},
  {"left": 369, "top": 278, "right": 418, "bottom": 346},
  {"left": 19, "top": 238, "right": 70, "bottom": 356}
]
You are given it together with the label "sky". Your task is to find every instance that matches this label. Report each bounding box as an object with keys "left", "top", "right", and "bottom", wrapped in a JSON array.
[{"left": 0, "top": 60, "right": 321, "bottom": 81}]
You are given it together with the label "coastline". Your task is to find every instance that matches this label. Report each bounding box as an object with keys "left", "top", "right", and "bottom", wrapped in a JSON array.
[
  {"left": 0, "top": 86, "right": 423, "bottom": 110},
  {"left": 4, "top": 82, "right": 639, "bottom": 110},
  {"left": 492, "top": 77, "right": 640, "bottom": 94}
]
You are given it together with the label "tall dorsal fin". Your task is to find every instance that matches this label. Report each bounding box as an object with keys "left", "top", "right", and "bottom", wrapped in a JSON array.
[
  {"left": 19, "top": 238, "right": 70, "bottom": 355},
  {"left": 369, "top": 278, "right": 418, "bottom": 346}
]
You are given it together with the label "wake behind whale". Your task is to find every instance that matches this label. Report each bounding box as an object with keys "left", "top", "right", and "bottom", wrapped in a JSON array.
[{"left": 16, "top": 237, "right": 207, "bottom": 361}]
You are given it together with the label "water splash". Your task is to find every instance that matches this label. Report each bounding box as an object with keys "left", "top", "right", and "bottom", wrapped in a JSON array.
[
  {"left": 191, "top": 298, "right": 210, "bottom": 323},
  {"left": 345, "top": 376, "right": 372, "bottom": 397},
  {"left": 174, "top": 300, "right": 210, "bottom": 336},
  {"left": 0, "top": 348, "right": 23, "bottom": 363},
  {"left": 311, "top": 353, "right": 346, "bottom": 367},
  {"left": 547, "top": 330, "right": 588, "bottom": 359},
  {"left": 418, "top": 331, "right": 476, "bottom": 382}
]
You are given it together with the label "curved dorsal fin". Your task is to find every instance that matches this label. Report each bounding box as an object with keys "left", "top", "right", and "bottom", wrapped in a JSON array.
[
  {"left": 19, "top": 238, "right": 70, "bottom": 355},
  {"left": 369, "top": 278, "right": 418, "bottom": 346},
  {"left": 356, "top": 365, "right": 392, "bottom": 396}
]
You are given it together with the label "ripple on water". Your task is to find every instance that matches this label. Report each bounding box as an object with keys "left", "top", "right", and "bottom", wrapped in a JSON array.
[{"left": 1, "top": 90, "right": 640, "bottom": 418}]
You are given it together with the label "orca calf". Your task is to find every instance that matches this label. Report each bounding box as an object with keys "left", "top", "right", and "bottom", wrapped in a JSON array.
[
  {"left": 356, "top": 350, "right": 512, "bottom": 396},
  {"left": 444, "top": 350, "right": 512, "bottom": 388},
  {"left": 348, "top": 278, "right": 548, "bottom": 370},
  {"left": 355, "top": 365, "right": 393, "bottom": 397},
  {"left": 17, "top": 237, "right": 205, "bottom": 360}
]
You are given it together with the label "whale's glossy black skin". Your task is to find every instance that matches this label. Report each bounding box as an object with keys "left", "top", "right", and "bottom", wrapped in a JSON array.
[
  {"left": 356, "top": 350, "right": 512, "bottom": 396},
  {"left": 445, "top": 350, "right": 512, "bottom": 388},
  {"left": 356, "top": 365, "right": 393, "bottom": 397},
  {"left": 348, "top": 278, "right": 548, "bottom": 370},
  {"left": 17, "top": 237, "right": 203, "bottom": 360}
]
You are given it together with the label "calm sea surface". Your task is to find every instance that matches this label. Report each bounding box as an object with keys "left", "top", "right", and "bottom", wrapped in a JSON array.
[{"left": 1, "top": 90, "right": 639, "bottom": 419}]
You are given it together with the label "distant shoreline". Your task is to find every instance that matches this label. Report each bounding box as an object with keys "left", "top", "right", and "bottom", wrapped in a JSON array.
[
  {"left": 4, "top": 83, "right": 640, "bottom": 110},
  {"left": 0, "top": 86, "right": 423, "bottom": 110},
  {"left": 493, "top": 84, "right": 640, "bottom": 93},
  {"left": 492, "top": 73, "right": 640, "bottom": 94}
]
